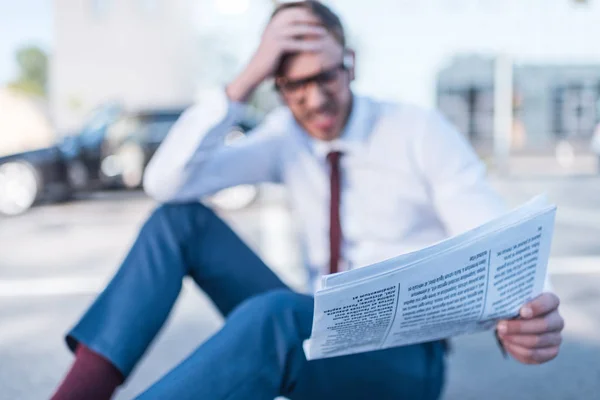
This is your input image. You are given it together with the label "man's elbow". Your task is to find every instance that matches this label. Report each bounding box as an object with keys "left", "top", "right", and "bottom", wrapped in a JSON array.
[
  {"left": 143, "top": 167, "right": 173, "bottom": 203},
  {"left": 143, "top": 173, "right": 162, "bottom": 202}
]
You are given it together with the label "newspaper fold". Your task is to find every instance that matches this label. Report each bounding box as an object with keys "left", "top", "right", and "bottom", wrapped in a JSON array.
[{"left": 304, "top": 195, "right": 557, "bottom": 360}]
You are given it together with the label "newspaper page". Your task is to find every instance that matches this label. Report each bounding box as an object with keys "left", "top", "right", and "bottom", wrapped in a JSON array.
[{"left": 304, "top": 196, "right": 557, "bottom": 360}]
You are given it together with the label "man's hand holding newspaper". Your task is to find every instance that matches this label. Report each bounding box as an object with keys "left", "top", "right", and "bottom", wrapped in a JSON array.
[
  {"left": 304, "top": 195, "right": 564, "bottom": 365},
  {"left": 497, "top": 292, "right": 563, "bottom": 364}
]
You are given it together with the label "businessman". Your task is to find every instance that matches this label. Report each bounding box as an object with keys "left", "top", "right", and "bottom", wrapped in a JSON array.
[{"left": 53, "top": 2, "right": 564, "bottom": 399}]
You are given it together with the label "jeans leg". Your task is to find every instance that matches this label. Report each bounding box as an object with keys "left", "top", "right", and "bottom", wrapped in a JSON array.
[
  {"left": 67, "top": 203, "right": 286, "bottom": 377},
  {"left": 289, "top": 341, "right": 445, "bottom": 400},
  {"left": 136, "top": 289, "right": 313, "bottom": 400},
  {"left": 137, "top": 290, "right": 445, "bottom": 400}
]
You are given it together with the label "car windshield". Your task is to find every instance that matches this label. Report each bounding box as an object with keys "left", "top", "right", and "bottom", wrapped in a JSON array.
[
  {"left": 141, "top": 113, "right": 181, "bottom": 143},
  {"left": 78, "top": 103, "right": 122, "bottom": 145}
]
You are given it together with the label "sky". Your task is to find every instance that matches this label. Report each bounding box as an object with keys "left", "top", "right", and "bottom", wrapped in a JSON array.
[
  {"left": 2, "top": 0, "right": 600, "bottom": 107},
  {"left": 0, "top": 0, "right": 53, "bottom": 86}
]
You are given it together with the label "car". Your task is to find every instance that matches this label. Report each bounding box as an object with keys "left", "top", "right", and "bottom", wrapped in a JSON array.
[
  {"left": 0, "top": 104, "right": 177, "bottom": 216},
  {"left": 0, "top": 104, "right": 259, "bottom": 216},
  {"left": 0, "top": 147, "right": 71, "bottom": 216},
  {"left": 75, "top": 104, "right": 260, "bottom": 208},
  {"left": 74, "top": 104, "right": 184, "bottom": 190}
]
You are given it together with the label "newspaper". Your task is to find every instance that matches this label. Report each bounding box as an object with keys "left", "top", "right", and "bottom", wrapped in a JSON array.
[{"left": 304, "top": 195, "right": 557, "bottom": 360}]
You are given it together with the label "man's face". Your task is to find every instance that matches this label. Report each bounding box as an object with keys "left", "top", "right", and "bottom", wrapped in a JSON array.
[{"left": 277, "top": 32, "right": 354, "bottom": 141}]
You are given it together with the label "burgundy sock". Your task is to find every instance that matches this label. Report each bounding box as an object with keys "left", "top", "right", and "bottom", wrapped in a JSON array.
[{"left": 51, "top": 345, "right": 124, "bottom": 400}]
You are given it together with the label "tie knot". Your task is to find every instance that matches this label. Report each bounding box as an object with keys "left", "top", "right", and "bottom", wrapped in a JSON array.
[{"left": 326, "top": 151, "right": 343, "bottom": 165}]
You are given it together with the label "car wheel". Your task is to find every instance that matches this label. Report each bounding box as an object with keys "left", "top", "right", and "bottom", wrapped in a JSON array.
[{"left": 0, "top": 161, "right": 40, "bottom": 216}]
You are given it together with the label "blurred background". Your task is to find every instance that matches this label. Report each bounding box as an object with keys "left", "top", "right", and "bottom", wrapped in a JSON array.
[{"left": 1, "top": 0, "right": 600, "bottom": 399}]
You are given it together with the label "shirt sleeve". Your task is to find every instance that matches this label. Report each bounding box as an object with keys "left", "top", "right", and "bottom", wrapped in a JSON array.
[
  {"left": 143, "top": 90, "right": 287, "bottom": 203},
  {"left": 415, "top": 110, "right": 508, "bottom": 236}
]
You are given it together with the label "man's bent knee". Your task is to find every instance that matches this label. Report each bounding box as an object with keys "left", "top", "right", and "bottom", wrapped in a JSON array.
[
  {"left": 143, "top": 202, "right": 217, "bottom": 235},
  {"left": 233, "top": 289, "right": 311, "bottom": 323},
  {"left": 150, "top": 202, "right": 214, "bottom": 222}
]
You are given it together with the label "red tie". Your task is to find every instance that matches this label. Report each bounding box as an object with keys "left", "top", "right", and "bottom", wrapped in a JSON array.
[{"left": 327, "top": 151, "right": 343, "bottom": 274}]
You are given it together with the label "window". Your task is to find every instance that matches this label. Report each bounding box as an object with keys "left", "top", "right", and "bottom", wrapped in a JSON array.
[
  {"left": 140, "top": 113, "right": 181, "bottom": 143},
  {"left": 78, "top": 103, "right": 122, "bottom": 147},
  {"left": 553, "top": 83, "right": 600, "bottom": 139}
]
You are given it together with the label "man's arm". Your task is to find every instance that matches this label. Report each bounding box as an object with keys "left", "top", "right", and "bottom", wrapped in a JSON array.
[
  {"left": 143, "top": 93, "right": 287, "bottom": 203},
  {"left": 144, "top": 6, "right": 328, "bottom": 203},
  {"left": 415, "top": 110, "right": 507, "bottom": 235},
  {"left": 416, "top": 111, "right": 564, "bottom": 364}
]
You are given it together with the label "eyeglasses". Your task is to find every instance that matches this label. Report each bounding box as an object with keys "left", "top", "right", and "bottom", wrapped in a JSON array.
[{"left": 275, "top": 63, "right": 347, "bottom": 102}]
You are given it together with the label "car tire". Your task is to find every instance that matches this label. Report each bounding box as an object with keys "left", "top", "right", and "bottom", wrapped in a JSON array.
[{"left": 0, "top": 161, "right": 40, "bottom": 216}]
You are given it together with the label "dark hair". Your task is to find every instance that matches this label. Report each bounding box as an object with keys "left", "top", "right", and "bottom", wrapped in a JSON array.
[
  {"left": 272, "top": 1, "right": 346, "bottom": 77},
  {"left": 271, "top": 1, "right": 345, "bottom": 46}
]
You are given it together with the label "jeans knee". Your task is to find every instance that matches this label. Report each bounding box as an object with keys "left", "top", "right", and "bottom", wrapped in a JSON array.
[
  {"left": 136, "top": 203, "right": 217, "bottom": 248},
  {"left": 237, "top": 289, "right": 310, "bottom": 324},
  {"left": 151, "top": 202, "right": 213, "bottom": 221},
  {"left": 145, "top": 202, "right": 215, "bottom": 233},
  {"left": 233, "top": 289, "right": 312, "bottom": 375}
]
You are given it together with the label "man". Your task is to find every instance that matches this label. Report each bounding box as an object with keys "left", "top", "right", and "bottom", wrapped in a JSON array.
[{"left": 53, "top": 2, "right": 564, "bottom": 399}]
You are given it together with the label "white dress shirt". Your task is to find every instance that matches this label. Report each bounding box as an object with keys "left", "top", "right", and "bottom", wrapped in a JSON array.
[{"left": 144, "top": 90, "right": 508, "bottom": 291}]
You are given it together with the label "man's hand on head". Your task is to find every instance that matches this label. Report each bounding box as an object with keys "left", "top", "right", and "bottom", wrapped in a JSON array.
[
  {"left": 496, "top": 292, "right": 564, "bottom": 365},
  {"left": 226, "top": 7, "right": 328, "bottom": 102}
]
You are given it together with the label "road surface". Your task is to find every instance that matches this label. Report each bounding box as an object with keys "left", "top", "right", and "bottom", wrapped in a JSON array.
[{"left": 1, "top": 177, "right": 599, "bottom": 399}]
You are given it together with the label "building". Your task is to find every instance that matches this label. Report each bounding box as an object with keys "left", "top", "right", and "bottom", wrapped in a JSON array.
[
  {"left": 437, "top": 56, "right": 600, "bottom": 156},
  {"left": 50, "top": 0, "right": 198, "bottom": 132}
]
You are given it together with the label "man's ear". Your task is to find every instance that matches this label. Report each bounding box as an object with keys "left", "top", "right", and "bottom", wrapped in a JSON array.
[{"left": 343, "top": 49, "right": 356, "bottom": 82}]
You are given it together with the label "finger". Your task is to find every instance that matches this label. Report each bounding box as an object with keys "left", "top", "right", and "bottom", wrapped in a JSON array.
[
  {"left": 503, "top": 341, "right": 560, "bottom": 364},
  {"left": 500, "top": 332, "right": 562, "bottom": 349},
  {"left": 280, "top": 38, "right": 327, "bottom": 53},
  {"left": 519, "top": 292, "right": 560, "bottom": 319},
  {"left": 279, "top": 25, "right": 327, "bottom": 40},
  {"left": 498, "top": 310, "right": 564, "bottom": 335}
]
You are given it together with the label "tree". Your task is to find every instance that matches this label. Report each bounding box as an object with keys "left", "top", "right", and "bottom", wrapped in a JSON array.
[{"left": 8, "top": 46, "right": 48, "bottom": 98}]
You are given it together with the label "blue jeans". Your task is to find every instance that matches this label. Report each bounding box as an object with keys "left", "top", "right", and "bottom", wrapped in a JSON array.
[{"left": 67, "top": 203, "right": 445, "bottom": 399}]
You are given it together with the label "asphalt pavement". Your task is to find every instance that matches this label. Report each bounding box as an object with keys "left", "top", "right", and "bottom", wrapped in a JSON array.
[{"left": 1, "top": 176, "right": 599, "bottom": 399}]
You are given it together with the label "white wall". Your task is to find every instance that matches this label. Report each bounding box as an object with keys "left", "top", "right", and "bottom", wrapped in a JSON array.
[{"left": 50, "top": 0, "right": 198, "bottom": 132}]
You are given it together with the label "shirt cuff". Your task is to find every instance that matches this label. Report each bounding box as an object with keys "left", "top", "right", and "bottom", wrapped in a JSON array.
[{"left": 228, "top": 98, "right": 251, "bottom": 122}]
